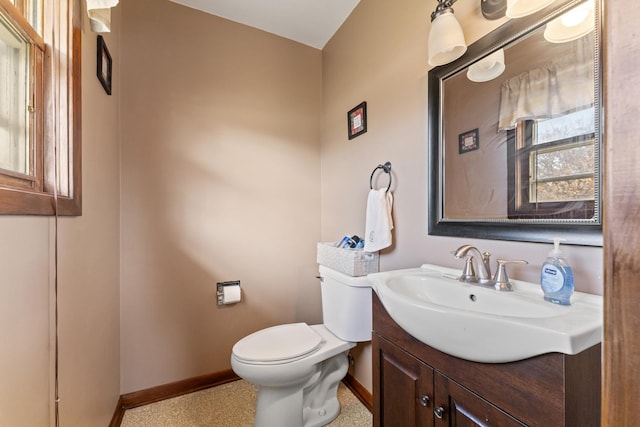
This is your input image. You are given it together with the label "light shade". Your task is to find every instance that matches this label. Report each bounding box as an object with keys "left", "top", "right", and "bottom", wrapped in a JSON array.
[
  {"left": 86, "top": 0, "right": 120, "bottom": 32},
  {"left": 467, "top": 49, "right": 506, "bottom": 82},
  {"left": 428, "top": 9, "right": 467, "bottom": 67},
  {"left": 506, "top": 0, "right": 556, "bottom": 18},
  {"left": 544, "top": 1, "right": 594, "bottom": 43}
]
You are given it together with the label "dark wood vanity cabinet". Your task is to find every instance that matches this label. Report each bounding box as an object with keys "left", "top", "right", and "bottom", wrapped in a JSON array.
[
  {"left": 375, "top": 332, "right": 434, "bottom": 427},
  {"left": 372, "top": 294, "right": 601, "bottom": 427}
]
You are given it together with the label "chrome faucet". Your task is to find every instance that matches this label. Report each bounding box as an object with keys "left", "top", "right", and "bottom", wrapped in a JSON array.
[
  {"left": 452, "top": 245, "right": 528, "bottom": 291},
  {"left": 452, "top": 245, "right": 492, "bottom": 284}
]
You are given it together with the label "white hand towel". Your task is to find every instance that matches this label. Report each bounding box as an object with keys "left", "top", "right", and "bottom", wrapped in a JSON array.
[{"left": 364, "top": 189, "right": 394, "bottom": 252}]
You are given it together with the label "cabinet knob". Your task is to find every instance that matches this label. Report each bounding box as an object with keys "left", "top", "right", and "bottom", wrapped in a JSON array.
[
  {"left": 419, "top": 395, "right": 430, "bottom": 406},
  {"left": 434, "top": 406, "right": 445, "bottom": 419}
]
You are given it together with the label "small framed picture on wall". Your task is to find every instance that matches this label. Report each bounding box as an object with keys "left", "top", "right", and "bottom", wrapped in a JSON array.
[
  {"left": 348, "top": 102, "right": 367, "bottom": 140},
  {"left": 97, "top": 35, "right": 112, "bottom": 95},
  {"left": 459, "top": 128, "right": 479, "bottom": 154}
]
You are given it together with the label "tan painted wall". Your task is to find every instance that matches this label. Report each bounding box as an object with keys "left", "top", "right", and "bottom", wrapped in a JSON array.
[
  {"left": 0, "top": 4, "right": 122, "bottom": 427},
  {"left": 0, "top": 218, "right": 50, "bottom": 426},
  {"left": 322, "top": 0, "right": 604, "bottom": 392},
  {"left": 119, "top": 0, "right": 322, "bottom": 393}
]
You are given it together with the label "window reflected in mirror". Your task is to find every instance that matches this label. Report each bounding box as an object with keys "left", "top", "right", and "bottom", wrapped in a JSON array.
[{"left": 508, "top": 107, "right": 596, "bottom": 219}]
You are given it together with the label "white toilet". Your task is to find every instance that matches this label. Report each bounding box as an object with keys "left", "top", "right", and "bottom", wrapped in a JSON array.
[{"left": 231, "top": 265, "right": 372, "bottom": 427}]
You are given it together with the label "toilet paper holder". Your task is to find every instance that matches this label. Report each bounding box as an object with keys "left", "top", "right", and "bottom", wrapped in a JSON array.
[{"left": 217, "top": 280, "right": 242, "bottom": 306}]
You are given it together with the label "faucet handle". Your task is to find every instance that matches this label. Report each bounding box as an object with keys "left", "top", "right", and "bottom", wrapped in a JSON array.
[
  {"left": 493, "top": 259, "right": 528, "bottom": 291},
  {"left": 459, "top": 256, "right": 478, "bottom": 283}
]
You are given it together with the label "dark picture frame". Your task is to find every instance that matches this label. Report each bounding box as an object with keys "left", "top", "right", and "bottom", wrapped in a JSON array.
[
  {"left": 458, "top": 128, "right": 479, "bottom": 154},
  {"left": 97, "top": 35, "right": 112, "bottom": 95},
  {"left": 347, "top": 102, "right": 367, "bottom": 139}
]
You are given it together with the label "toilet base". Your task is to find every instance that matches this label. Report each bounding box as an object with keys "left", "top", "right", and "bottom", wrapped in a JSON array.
[
  {"left": 254, "top": 384, "right": 305, "bottom": 427},
  {"left": 253, "top": 351, "right": 349, "bottom": 427},
  {"left": 302, "top": 396, "right": 339, "bottom": 427}
]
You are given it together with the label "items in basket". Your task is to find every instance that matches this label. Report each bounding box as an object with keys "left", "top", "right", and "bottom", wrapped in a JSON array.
[{"left": 337, "top": 235, "right": 364, "bottom": 249}]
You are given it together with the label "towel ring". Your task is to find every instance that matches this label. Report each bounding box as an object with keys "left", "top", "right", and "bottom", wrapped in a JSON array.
[{"left": 369, "top": 162, "right": 392, "bottom": 192}]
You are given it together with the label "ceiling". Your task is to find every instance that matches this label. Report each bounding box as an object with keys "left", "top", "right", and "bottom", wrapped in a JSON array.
[{"left": 169, "top": 0, "right": 361, "bottom": 49}]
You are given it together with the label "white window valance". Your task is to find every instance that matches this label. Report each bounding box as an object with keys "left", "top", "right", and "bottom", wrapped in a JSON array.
[
  {"left": 86, "top": 0, "right": 119, "bottom": 32},
  {"left": 498, "top": 39, "right": 594, "bottom": 131}
]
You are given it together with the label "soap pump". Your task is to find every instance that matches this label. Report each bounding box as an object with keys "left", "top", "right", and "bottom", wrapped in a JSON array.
[{"left": 540, "top": 237, "right": 574, "bottom": 305}]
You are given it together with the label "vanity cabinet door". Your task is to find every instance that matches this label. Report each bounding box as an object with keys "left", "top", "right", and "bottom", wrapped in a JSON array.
[
  {"left": 373, "top": 333, "right": 434, "bottom": 427},
  {"left": 434, "top": 372, "right": 527, "bottom": 427}
]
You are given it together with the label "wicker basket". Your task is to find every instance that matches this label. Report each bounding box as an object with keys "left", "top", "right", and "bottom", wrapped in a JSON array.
[{"left": 316, "top": 242, "right": 379, "bottom": 277}]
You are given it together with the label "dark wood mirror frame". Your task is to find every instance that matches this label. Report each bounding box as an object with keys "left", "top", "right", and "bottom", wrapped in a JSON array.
[{"left": 428, "top": 0, "right": 602, "bottom": 246}]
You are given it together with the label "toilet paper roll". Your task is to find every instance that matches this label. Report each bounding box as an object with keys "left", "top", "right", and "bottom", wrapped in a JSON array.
[{"left": 222, "top": 285, "right": 241, "bottom": 304}]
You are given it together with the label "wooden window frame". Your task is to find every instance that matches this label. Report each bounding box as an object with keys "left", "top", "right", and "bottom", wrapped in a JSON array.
[
  {"left": 507, "top": 120, "right": 595, "bottom": 220},
  {"left": 0, "top": 0, "right": 81, "bottom": 215}
]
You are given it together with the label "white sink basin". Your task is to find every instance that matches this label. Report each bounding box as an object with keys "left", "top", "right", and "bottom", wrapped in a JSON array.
[{"left": 368, "top": 264, "right": 603, "bottom": 363}]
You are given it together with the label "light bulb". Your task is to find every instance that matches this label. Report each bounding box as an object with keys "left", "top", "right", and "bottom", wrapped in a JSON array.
[
  {"left": 561, "top": 4, "right": 591, "bottom": 27},
  {"left": 544, "top": 0, "right": 594, "bottom": 43}
]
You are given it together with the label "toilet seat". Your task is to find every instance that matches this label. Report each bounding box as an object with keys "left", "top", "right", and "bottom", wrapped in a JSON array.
[{"left": 233, "top": 323, "right": 324, "bottom": 364}]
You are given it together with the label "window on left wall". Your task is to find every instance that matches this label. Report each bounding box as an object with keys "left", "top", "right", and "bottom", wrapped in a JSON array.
[{"left": 0, "top": 0, "right": 81, "bottom": 215}]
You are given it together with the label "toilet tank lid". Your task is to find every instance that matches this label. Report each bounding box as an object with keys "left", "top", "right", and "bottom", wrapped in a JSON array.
[
  {"left": 319, "top": 266, "right": 372, "bottom": 288},
  {"left": 232, "top": 323, "right": 323, "bottom": 363}
]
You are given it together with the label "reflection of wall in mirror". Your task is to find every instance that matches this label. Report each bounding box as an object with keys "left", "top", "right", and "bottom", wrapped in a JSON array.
[{"left": 443, "top": 29, "right": 594, "bottom": 220}]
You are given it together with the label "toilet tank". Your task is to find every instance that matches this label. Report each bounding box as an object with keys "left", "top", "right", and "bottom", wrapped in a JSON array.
[{"left": 318, "top": 265, "right": 372, "bottom": 342}]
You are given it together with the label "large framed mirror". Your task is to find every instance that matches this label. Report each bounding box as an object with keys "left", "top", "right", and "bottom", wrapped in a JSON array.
[{"left": 428, "top": 0, "right": 602, "bottom": 246}]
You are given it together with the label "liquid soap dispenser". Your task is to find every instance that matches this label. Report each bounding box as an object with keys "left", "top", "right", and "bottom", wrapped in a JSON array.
[{"left": 540, "top": 238, "right": 574, "bottom": 305}]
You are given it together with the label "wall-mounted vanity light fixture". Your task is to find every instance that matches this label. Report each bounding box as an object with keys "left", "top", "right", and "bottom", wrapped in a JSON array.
[
  {"left": 429, "top": 0, "right": 563, "bottom": 67},
  {"left": 428, "top": 0, "right": 467, "bottom": 66}
]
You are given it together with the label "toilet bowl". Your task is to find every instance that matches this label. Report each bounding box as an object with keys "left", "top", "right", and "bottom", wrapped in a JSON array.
[{"left": 231, "top": 266, "right": 372, "bottom": 427}]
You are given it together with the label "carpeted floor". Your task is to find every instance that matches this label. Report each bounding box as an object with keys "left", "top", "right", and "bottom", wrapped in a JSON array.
[{"left": 120, "top": 379, "right": 372, "bottom": 426}]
